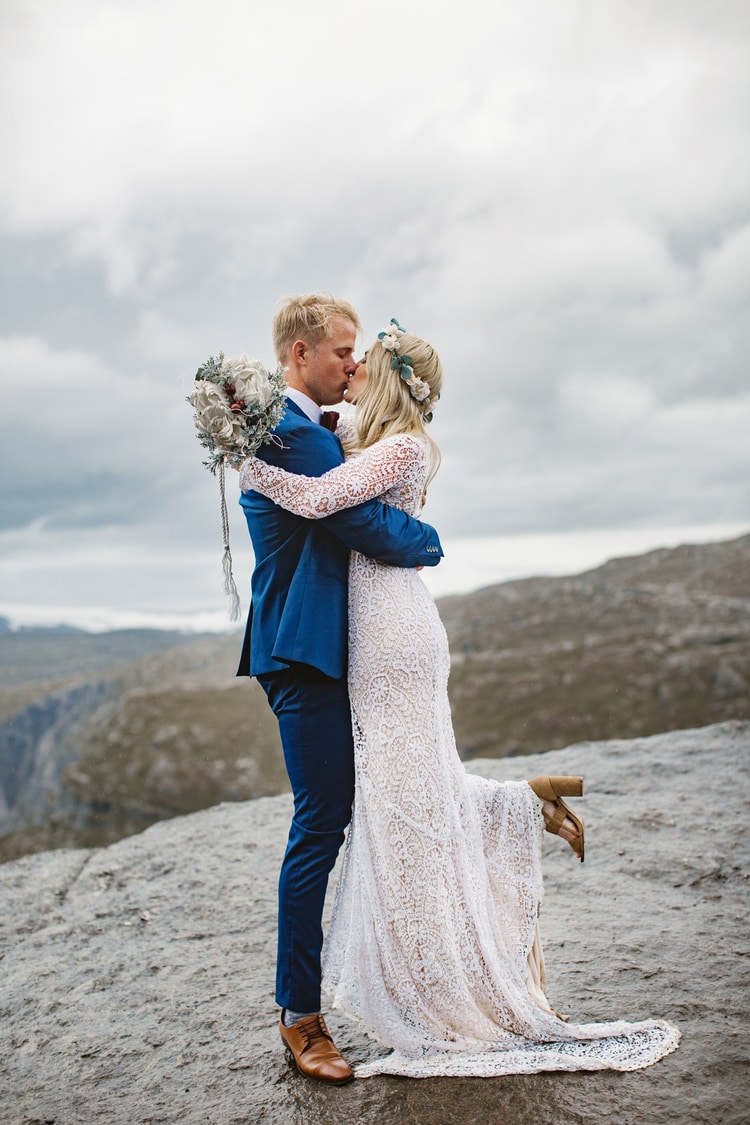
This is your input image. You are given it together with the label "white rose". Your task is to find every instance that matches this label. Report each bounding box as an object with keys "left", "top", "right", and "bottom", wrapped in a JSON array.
[
  {"left": 187, "top": 380, "right": 226, "bottom": 420},
  {"left": 407, "top": 375, "right": 431, "bottom": 402},
  {"left": 380, "top": 333, "right": 398, "bottom": 352},
  {"left": 189, "top": 379, "right": 225, "bottom": 413},
  {"left": 195, "top": 400, "right": 235, "bottom": 446},
  {"left": 223, "top": 354, "right": 273, "bottom": 409},
  {"left": 190, "top": 379, "right": 244, "bottom": 449},
  {"left": 216, "top": 413, "right": 247, "bottom": 452}
]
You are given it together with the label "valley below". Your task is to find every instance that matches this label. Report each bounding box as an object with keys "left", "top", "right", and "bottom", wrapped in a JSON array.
[{"left": 1, "top": 532, "right": 747, "bottom": 863}]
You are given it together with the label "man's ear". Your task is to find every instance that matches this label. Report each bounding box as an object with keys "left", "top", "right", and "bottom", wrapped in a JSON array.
[{"left": 291, "top": 339, "right": 307, "bottom": 365}]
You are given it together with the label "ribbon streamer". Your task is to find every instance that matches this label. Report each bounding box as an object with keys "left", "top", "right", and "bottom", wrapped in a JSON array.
[{"left": 219, "top": 460, "right": 242, "bottom": 622}]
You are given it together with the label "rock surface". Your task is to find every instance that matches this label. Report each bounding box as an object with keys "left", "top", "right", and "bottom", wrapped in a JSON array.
[{"left": 1, "top": 721, "right": 748, "bottom": 1125}]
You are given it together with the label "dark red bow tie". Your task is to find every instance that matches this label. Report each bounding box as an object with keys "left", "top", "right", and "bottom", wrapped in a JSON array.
[{"left": 319, "top": 411, "right": 339, "bottom": 432}]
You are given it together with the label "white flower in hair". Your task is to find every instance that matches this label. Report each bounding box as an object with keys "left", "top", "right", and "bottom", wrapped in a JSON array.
[
  {"left": 378, "top": 317, "right": 407, "bottom": 353},
  {"left": 406, "top": 374, "right": 431, "bottom": 402}
]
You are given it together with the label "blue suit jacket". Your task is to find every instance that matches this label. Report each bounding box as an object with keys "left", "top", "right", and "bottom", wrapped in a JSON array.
[{"left": 237, "top": 399, "right": 443, "bottom": 679}]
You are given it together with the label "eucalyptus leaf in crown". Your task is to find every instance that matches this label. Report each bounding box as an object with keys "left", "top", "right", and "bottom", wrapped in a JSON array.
[{"left": 188, "top": 352, "right": 287, "bottom": 473}]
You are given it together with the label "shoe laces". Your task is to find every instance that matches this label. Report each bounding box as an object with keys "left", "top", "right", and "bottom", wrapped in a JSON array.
[{"left": 298, "top": 1014, "right": 332, "bottom": 1051}]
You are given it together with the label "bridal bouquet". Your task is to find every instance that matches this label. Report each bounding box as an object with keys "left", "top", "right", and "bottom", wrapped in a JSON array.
[
  {"left": 188, "top": 353, "right": 287, "bottom": 472},
  {"left": 188, "top": 352, "right": 287, "bottom": 621}
]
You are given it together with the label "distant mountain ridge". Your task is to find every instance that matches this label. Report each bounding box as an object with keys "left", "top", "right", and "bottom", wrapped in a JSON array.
[
  {"left": 0, "top": 626, "right": 214, "bottom": 688},
  {"left": 0, "top": 617, "right": 86, "bottom": 635},
  {"left": 0, "top": 533, "right": 747, "bottom": 862},
  {"left": 440, "top": 533, "right": 749, "bottom": 756}
]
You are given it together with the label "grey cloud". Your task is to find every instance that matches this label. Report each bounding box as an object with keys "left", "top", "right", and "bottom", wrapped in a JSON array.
[{"left": 0, "top": 0, "right": 748, "bottom": 611}]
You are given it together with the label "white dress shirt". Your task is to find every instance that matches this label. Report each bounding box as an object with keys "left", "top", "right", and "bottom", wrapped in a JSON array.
[{"left": 286, "top": 387, "right": 321, "bottom": 424}]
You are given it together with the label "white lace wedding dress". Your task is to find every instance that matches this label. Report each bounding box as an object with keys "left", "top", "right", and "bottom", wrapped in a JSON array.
[{"left": 239, "top": 426, "right": 680, "bottom": 1078}]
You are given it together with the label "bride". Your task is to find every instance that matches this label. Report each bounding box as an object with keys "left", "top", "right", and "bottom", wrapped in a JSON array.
[{"left": 239, "top": 320, "right": 679, "bottom": 1078}]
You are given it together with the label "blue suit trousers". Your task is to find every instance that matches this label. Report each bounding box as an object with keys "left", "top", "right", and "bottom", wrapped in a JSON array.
[{"left": 257, "top": 663, "right": 355, "bottom": 1012}]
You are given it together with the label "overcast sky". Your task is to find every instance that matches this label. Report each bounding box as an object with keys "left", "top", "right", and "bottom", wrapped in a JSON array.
[{"left": 1, "top": 0, "right": 748, "bottom": 629}]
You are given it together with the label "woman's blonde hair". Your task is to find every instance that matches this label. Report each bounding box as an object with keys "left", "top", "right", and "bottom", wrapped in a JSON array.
[
  {"left": 272, "top": 292, "right": 361, "bottom": 364},
  {"left": 346, "top": 331, "right": 443, "bottom": 485}
]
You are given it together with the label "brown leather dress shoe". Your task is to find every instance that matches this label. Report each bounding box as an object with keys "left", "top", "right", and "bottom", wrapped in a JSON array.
[{"left": 279, "top": 1013, "right": 354, "bottom": 1085}]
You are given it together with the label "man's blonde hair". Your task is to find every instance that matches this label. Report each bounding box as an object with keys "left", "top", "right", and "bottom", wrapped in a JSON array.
[
  {"left": 347, "top": 332, "right": 443, "bottom": 486},
  {"left": 272, "top": 292, "right": 361, "bottom": 364}
]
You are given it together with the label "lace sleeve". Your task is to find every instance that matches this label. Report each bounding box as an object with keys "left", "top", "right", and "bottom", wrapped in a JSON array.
[
  {"left": 334, "top": 413, "right": 356, "bottom": 442},
  {"left": 239, "top": 434, "right": 424, "bottom": 519}
]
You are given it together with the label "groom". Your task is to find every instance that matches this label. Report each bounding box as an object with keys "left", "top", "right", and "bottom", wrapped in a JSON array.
[{"left": 237, "top": 293, "right": 443, "bottom": 1083}]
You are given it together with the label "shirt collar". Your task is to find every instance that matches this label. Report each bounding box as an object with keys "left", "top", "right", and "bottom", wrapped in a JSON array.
[{"left": 286, "top": 387, "right": 321, "bottom": 423}]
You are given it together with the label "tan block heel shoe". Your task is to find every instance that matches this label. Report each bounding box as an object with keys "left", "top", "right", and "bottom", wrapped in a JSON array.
[{"left": 528, "top": 775, "right": 585, "bottom": 862}]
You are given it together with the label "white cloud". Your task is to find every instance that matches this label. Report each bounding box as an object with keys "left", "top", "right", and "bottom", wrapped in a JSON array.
[
  {"left": 0, "top": 510, "right": 254, "bottom": 612},
  {"left": 0, "top": 333, "right": 165, "bottom": 457},
  {"left": 0, "top": 333, "right": 214, "bottom": 534},
  {"left": 3, "top": 0, "right": 748, "bottom": 287},
  {"left": 0, "top": 0, "right": 748, "bottom": 613},
  {"left": 559, "top": 373, "right": 655, "bottom": 428}
]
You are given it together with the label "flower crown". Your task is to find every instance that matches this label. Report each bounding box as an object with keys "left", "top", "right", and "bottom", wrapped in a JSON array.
[{"left": 377, "top": 318, "right": 435, "bottom": 422}]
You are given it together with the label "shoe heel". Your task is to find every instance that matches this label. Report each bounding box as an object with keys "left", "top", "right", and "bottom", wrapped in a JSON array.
[
  {"left": 527, "top": 775, "right": 583, "bottom": 802},
  {"left": 527, "top": 775, "right": 585, "bottom": 863},
  {"left": 547, "top": 775, "right": 583, "bottom": 799}
]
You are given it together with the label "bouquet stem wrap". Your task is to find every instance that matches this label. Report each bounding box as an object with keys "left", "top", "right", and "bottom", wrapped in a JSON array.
[{"left": 218, "top": 461, "right": 242, "bottom": 622}]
